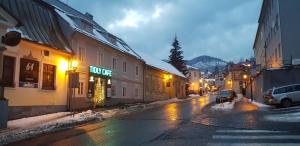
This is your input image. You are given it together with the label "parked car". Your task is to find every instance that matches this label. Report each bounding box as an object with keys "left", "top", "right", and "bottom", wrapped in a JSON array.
[
  {"left": 216, "top": 90, "right": 237, "bottom": 103},
  {"left": 264, "top": 84, "right": 300, "bottom": 107}
]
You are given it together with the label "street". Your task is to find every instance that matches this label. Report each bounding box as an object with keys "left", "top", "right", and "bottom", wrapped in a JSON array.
[{"left": 7, "top": 95, "right": 300, "bottom": 146}]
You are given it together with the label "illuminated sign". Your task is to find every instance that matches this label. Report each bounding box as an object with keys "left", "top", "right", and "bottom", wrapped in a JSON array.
[{"left": 89, "top": 66, "right": 112, "bottom": 77}]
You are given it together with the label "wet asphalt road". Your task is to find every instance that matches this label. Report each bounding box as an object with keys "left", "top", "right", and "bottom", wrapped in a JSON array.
[{"left": 8, "top": 95, "right": 300, "bottom": 146}]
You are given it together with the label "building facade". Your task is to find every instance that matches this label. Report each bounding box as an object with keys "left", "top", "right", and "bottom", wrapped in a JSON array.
[
  {"left": 45, "top": 0, "right": 145, "bottom": 109},
  {"left": 253, "top": 0, "right": 300, "bottom": 70},
  {"left": 0, "top": 0, "right": 187, "bottom": 119},
  {"left": 1, "top": 0, "right": 72, "bottom": 119},
  {"left": 186, "top": 66, "right": 201, "bottom": 94}
]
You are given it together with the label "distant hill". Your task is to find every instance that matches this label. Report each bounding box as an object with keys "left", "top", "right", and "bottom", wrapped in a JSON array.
[{"left": 186, "top": 55, "right": 227, "bottom": 72}]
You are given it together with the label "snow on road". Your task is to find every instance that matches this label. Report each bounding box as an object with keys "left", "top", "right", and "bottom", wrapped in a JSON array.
[{"left": 211, "top": 102, "right": 235, "bottom": 110}]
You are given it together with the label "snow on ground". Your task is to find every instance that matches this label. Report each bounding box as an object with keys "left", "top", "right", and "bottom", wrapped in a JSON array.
[
  {"left": 265, "top": 112, "right": 300, "bottom": 122},
  {"left": 0, "top": 110, "right": 101, "bottom": 145},
  {"left": 8, "top": 112, "right": 70, "bottom": 129},
  {"left": 211, "top": 102, "right": 235, "bottom": 110},
  {"left": 99, "top": 109, "right": 120, "bottom": 119},
  {"left": 189, "top": 94, "right": 200, "bottom": 97},
  {"left": 249, "top": 99, "right": 270, "bottom": 108}
]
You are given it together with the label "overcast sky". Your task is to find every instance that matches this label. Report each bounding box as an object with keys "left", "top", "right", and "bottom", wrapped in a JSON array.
[{"left": 62, "top": 0, "right": 262, "bottom": 62}]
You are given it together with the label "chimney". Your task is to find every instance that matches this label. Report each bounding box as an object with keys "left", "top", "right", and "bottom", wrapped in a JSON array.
[{"left": 85, "top": 12, "right": 93, "bottom": 20}]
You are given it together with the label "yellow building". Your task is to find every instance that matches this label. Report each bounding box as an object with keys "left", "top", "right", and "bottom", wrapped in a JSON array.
[{"left": 1, "top": 0, "right": 73, "bottom": 119}]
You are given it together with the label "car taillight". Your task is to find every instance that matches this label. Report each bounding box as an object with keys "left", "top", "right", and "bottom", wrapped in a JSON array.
[{"left": 268, "top": 89, "right": 273, "bottom": 99}]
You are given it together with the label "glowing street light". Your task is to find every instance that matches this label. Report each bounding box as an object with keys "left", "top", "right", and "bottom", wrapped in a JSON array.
[{"left": 243, "top": 74, "right": 248, "bottom": 80}]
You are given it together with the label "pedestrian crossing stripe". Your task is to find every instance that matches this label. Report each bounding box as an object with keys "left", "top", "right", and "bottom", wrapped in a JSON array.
[
  {"left": 207, "top": 143, "right": 300, "bottom": 146},
  {"left": 213, "top": 135, "right": 300, "bottom": 140},
  {"left": 216, "top": 130, "right": 287, "bottom": 133}
]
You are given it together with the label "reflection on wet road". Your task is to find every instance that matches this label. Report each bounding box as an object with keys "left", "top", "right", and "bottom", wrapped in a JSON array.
[{"left": 45, "top": 95, "right": 213, "bottom": 146}]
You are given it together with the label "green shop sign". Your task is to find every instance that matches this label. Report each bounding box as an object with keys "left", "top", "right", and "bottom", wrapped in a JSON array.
[{"left": 89, "top": 66, "right": 112, "bottom": 77}]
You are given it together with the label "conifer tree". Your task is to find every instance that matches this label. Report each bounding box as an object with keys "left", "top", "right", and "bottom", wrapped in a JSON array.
[{"left": 168, "top": 36, "right": 188, "bottom": 75}]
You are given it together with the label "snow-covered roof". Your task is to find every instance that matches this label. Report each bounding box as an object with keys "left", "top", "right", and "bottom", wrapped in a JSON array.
[
  {"left": 135, "top": 49, "right": 185, "bottom": 78},
  {"left": 47, "top": 1, "right": 141, "bottom": 59},
  {"left": 187, "top": 65, "right": 199, "bottom": 70},
  {"left": 0, "top": 0, "right": 72, "bottom": 53}
]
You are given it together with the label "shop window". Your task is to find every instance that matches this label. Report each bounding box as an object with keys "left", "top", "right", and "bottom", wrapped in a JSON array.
[
  {"left": 78, "top": 82, "right": 84, "bottom": 95},
  {"left": 42, "top": 64, "right": 56, "bottom": 90},
  {"left": 2, "top": 55, "right": 15, "bottom": 87},
  {"left": 123, "top": 61, "right": 127, "bottom": 72},
  {"left": 122, "top": 87, "right": 126, "bottom": 96}
]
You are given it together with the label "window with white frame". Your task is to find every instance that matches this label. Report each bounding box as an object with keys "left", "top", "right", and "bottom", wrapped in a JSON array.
[
  {"left": 78, "top": 47, "right": 85, "bottom": 61},
  {"left": 122, "top": 87, "right": 126, "bottom": 96},
  {"left": 97, "top": 49, "right": 104, "bottom": 66},
  {"left": 135, "top": 66, "right": 139, "bottom": 75},
  {"left": 112, "top": 57, "right": 117, "bottom": 70},
  {"left": 134, "top": 88, "right": 138, "bottom": 97},
  {"left": 123, "top": 61, "right": 127, "bottom": 72},
  {"left": 78, "top": 82, "right": 84, "bottom": 96}
]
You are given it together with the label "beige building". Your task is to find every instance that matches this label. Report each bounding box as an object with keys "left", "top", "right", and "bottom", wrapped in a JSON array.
[
  {"left": 186, "top": 65, "right": 201, "bottom": 94},
  {"left": 46, "top": 0, "right": 145, "bottom": 108},
  {"left": 1, "top": 0, "right": 72, "bottom": 119},
  {"left": 138, "top": 50, "right": 186, "bottom": 102}
]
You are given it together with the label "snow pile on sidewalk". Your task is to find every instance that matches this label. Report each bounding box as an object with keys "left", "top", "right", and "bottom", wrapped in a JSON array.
[
  {"left": 0, "top": 110, "right": 101, "bottom": 145},
  {"left": 265, "top": 112, "right": 300, "bottom": 122},
  {"left": 249, "top": 99, "right": 270, "bottom": 108},
  {"left": 189, "top": 94, "right": 200, "bottom": 97},
  {"left": 8, "top": 112, "right": 70, "bottom": 129},
  {"left": 211, "top": 102, "right": 235, "bottom": 110},
  {"left": 100, "top": 109, "right": 120, "bottom": 119}
]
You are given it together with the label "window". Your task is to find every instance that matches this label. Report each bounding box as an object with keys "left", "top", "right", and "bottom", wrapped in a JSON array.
[
  {"left": 274, "top": 87, "right": 286, "bottom": 94},
  {"left": 78, "top": 82, "right": 84, "bottom": 95},
  {"left": 42, "top": 64, "right": 56, "bottom": 90},
  {"left": 2, "top": 55, "right": 15, "bottom": 87},
  {"left": 295, "top": 85, "right": 300, "bottom": 91},
  {"left": 122, "top": 87, "right": 126, "bottom": 96},
  {"left": 111, "top": 86, "right": 116, "bottom": 96},
  {"left": 97, "top": 49, "right": 103, "bottom": 66},
  {"left": 134, "top": 88, "right": 138, "bottom": 97},
  {"left": 194, "top": 72, "right": 197, "bottom": 77},
  {"left": 286, "top": 86, "right": 294, "bottom": 93},
  {"left": 123, "top": 61, "right": 127, "bottom": 72},
  {"left": 78, "top": 47, "right": 85, "bottom": 61},
  {"left": 136, "top": 66, "right": 139, "bottom": 75},
  {"left": 112, "top": 58, "right": 117, "bottom": 70}
]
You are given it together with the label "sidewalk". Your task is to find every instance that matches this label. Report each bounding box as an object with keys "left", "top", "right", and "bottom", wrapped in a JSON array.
[{"left": 0, "top": 96, "right": 195, "bottom": 145}]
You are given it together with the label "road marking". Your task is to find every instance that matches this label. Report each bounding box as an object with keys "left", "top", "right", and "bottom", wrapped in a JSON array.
[
  {"left": 213, "top": 135, "right": 300, "bottom": 140},
  {"left": 216, "top": 130, "right": 287, "bottom": 133},
  {"left": 207, "top": 143, "right": 300, "bottom": 146}
]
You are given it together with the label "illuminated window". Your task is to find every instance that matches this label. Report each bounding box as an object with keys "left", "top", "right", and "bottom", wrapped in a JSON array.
[
  {"left": 42, "top": 64, "right": 56, "bottom": 90},
  {"left": 78, "top": 82, "right": 84, "bottom": 95}
]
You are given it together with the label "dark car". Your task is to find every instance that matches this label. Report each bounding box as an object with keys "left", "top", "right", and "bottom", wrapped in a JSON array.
[{"left": 216, "top": 90, "right": 237, "bottom": 103}]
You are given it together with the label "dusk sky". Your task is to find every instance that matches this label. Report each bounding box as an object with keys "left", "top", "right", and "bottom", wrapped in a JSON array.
[{"left": 61, "top": 0, "right": 262, "bottom": 62}]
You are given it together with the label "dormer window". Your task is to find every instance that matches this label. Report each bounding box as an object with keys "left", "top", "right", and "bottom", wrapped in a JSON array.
[{"left": 81, "top": 20, "right": 93, "bottom": 33}]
